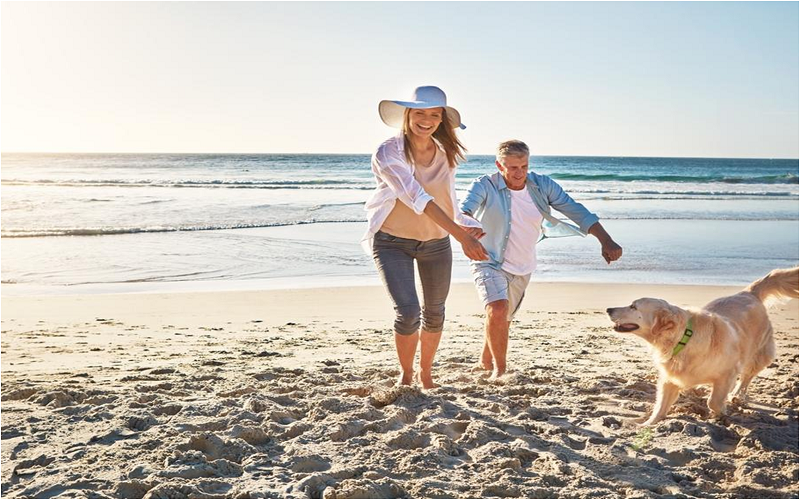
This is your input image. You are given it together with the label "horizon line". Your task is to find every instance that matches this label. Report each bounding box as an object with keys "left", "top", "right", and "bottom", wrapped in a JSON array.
[{"left": 2, "top": 151, "right": 798, "bottom": 161}]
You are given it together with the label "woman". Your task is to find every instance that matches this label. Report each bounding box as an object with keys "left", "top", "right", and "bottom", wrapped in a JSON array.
[{"left": 362, "top": 86, "right": 488, "bottom": 389}]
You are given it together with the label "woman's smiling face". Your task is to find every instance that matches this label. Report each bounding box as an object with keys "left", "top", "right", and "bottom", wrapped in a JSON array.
[{"left": 407, "top": 108, "right": 443, "bottom": 138}]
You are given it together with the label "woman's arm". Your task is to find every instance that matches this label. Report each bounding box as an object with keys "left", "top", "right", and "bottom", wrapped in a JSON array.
[
  {"left": 372, "top": 145, "right": 433, "bottom": 215},
  {"left": 423, "top": 201, "right": 488, "bottom": 261}
]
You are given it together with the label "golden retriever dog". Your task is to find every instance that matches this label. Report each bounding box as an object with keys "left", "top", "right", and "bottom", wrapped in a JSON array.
[{"left": 606, "top": 267, "right": 798, "bottom": 425}]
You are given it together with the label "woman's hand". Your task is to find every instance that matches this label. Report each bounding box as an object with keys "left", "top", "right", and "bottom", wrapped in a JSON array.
[
  {"left": 423, "top": 201, "right": 488, "bottom": 261},
  {"left": 458, "top": 234, "right": 488, "bottom": 261}
]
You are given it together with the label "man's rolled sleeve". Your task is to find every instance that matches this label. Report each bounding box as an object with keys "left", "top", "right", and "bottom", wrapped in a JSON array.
[
  {"left": 456, "top": 211, "right": 482, "bottom": 229},
  {"left": 542, "top": 176, "right": 599, "bottom": 233}
]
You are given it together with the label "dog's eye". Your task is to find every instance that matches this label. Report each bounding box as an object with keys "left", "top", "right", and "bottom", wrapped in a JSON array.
[{"left": 630, "top": 304, "right": 637, "bottom": 310}]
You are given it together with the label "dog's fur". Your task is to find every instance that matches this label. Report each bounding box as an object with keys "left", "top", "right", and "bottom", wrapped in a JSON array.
[{"left": 606, "top": 267, "right": 799, "bottom": 425}]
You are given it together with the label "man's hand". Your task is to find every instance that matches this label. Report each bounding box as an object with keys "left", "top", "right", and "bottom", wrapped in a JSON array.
[
  {"left": 588, "top": 222, "right": 623, "bottom": 264},
  {"left": 601, "top": 239, "right": 623, "bottom": 264}
]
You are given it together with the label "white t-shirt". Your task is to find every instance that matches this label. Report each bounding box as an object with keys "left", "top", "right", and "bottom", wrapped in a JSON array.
[{"left": 501, "top": 187, "right": 544, "bottom": 276}]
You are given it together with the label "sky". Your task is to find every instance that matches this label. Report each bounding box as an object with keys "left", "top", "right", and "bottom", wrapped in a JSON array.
[{"left": 1, "top": 1, "right": 798, "bottom": 157}]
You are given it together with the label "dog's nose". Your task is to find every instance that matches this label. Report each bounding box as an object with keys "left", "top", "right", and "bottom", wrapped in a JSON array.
[{"left": 606, "top": 307, "right": 614, "bottom": 315}]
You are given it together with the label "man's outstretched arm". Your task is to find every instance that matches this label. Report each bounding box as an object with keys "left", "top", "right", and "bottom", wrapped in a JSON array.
[{"left": 588, "top": 222, "right": 623, "bottom": 264}]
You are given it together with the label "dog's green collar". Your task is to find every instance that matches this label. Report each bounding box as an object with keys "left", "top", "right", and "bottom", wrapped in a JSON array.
[{"left": 671, "top": 317, "right": 694, "bottom": 357}]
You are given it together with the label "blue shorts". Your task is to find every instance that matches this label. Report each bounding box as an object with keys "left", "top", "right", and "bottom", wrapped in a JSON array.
[{"left": 471, "top": 266, "right": 531, "bottom": 321}]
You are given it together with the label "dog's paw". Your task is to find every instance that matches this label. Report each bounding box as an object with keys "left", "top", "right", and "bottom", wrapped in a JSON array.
[
  {"left": 709, "top": 412, "right": 732, "bottom": 426},
  {"left": 619, "top": 417, "right": 643, "bottom": 428},
  {"left": 639, "top": 415, "right": 663, "bottom": 427},
  {"left": 730, "top": 394, "right": 749, "bottom": 408},
  {"left": 628, "top": 413, "right": 650, "bottom": 425}
]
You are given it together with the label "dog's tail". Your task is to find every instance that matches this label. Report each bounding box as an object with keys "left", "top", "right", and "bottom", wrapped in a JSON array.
[{"left": 746, "top": 267, "right": 799, "bottom": 307}]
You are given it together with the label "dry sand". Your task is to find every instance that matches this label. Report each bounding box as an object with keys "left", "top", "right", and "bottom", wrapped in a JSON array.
[{"left": 1, "top": 282, "right": 797, "bottom": 499}]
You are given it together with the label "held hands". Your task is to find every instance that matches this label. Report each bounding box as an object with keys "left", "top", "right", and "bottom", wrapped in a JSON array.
[
  {"left": 457, "top": 225, "right": 488, "bottom": 261},
  {"left": 423, "top": 202, "right": 487, "bottom": 260},
  {"left": 461, "top": 236, "right": 488, "bottom": 261},
  {"left": 461, "top": 226, "right": 486, "bottom": 240}
]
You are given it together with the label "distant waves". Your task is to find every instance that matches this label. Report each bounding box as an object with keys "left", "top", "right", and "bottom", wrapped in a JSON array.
[{"left": 1, "top": 152, "right": 797, "bottom": 240}]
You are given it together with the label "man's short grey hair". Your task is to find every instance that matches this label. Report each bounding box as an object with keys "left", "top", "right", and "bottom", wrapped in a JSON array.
[{"left": 496, "top": 140, "right": 530, "bottom": 163}]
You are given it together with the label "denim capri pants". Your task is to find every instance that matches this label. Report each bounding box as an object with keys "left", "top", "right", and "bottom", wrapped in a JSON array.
[{"left": 372, "top": 230, "right": 452, "bottom": 335}]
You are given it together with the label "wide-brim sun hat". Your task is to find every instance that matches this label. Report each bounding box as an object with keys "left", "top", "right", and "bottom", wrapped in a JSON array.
[{"left": 379, "top": 86, "right": 466, "bottom": 130}]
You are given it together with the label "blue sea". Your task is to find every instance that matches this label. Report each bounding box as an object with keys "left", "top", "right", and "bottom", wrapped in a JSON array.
[{"left": 1, "top": 153, "right": 798, "bottom": 295}]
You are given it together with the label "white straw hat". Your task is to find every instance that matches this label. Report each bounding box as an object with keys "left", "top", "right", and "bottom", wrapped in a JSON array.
[{"left": 379, "top": 86, "right": 466, "bottom": 130}]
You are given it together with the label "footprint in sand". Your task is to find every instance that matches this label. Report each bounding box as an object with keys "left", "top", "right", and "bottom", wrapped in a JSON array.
[
  {"left": 177, "top": 432, "right": 255, "bottom": 463},
  {"left": 160, "top": 450, "right": 243, "bottom": 479},
  {"left": 322, "top": 478, "right": 405, "bottom": 499},
  {"left": 385, "top": 429, "right": 430, "bottom": 450},
  {"left": 1, "top": 387, "right": 39, "bottom": 401},
  {"left": 290, "top": 454, "right": 331, "bottom": 473},
  {"left": 707, "top": 424, "right": 741, "bottom": 452},
  {"left": 228, "top": 425, "right": 271, "bottom": 446},
  {"left": 152, "top": 403, "right": 182, "bottom": 416},
  {"left": 123, "top": 414, "right": 158, "bottom": 432}
]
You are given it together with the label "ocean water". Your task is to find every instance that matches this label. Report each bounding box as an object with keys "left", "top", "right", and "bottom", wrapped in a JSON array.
[{"left": 1, "top": 153, "right": 798, "bottom": 295}]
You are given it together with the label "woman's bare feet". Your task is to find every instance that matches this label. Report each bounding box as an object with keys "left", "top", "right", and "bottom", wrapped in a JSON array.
[
  {"left": 417, "top": 370, "right": 439, "bottom": 389},
  {"left": 396, "top": 370, "right": 414, "bottom": 386}
]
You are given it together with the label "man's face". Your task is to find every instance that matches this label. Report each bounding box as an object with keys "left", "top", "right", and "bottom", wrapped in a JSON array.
[{"left": 496, "top": 154, "right": 528, "bottom": 190}]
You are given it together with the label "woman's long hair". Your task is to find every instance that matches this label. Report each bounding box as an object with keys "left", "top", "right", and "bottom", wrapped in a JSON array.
[{"left": 402, "top": 108, "right": 467, "bottom": 169}]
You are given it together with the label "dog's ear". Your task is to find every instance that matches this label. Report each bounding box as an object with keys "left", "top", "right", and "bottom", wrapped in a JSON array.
[{"left": 652, "top": 309, "right": 677, "bottom": 337}]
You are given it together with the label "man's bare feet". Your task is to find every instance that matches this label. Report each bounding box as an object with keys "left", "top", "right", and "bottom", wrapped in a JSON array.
[
  {"left": 471, "top": 362, "right": 493, "bottom": 372},
  {"left": 417, "top": 370, "right": 439, "bottom": 389},
  {"left": 488, "top": 368, "right": 507, "bottom": 383}
]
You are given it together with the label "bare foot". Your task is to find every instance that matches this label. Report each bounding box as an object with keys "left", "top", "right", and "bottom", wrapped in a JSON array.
[
  {"left": 396, "top": 371, "right": 414, "bottom": 387},
  {"left": 417, "top": 370, "right": 439, "bottom": 389},
  {"left": 488, "top": 367, "right": 506, "bottom": 381},
  {"left": 471, "top": 362, "right": 492, "bottom": 373}
]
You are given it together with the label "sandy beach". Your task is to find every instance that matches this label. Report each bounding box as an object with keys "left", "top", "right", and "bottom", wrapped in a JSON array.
[{"left": 1, "top": 282, "right": 797, "bottom": 499}]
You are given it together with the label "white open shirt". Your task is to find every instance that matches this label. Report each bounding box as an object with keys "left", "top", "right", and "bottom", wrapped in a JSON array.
[{"left": 361, "top": 133, "right": 481, "bottom": 253}]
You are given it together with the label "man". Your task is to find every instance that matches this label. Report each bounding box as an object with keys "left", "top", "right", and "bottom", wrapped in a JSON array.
[{"left": 460, "top": 140, "right": 623, "bottom": 380}]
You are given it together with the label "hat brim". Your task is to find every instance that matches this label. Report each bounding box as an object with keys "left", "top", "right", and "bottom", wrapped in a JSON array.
[{"left": 379, "top": 100, "right": 465, "bottom": 130}]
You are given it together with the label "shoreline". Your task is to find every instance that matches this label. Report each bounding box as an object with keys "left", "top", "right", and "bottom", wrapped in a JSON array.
[
  {"left": 3, "top": 220, "right": 798, "bottom": 297},
  {"left": 0, "top": 275, "right": 758, "bottom": 299}
]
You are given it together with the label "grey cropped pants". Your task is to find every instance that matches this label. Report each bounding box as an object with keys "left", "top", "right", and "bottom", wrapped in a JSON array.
[{"left": 372, "top": 230, "right": 452, "bottom": 335}]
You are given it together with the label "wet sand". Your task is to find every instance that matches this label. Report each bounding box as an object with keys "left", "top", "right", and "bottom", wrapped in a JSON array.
[{"left": 1, "top": 282, "right": 797, "bottom": 498}]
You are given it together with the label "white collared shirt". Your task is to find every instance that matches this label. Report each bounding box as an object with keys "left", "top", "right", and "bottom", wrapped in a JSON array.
[{"left": 361, "top": 133, "right": 480, "bottom": 253}]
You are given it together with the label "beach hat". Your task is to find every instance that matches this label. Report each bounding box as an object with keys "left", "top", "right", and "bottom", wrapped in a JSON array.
[{"left": 379, "top": 86, "right": 466, "bottom": 130}]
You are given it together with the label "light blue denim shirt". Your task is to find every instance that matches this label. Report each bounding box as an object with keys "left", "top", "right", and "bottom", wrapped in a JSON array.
[{"left": 460, "top": 171, "right": 600, "bottom": 269}]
